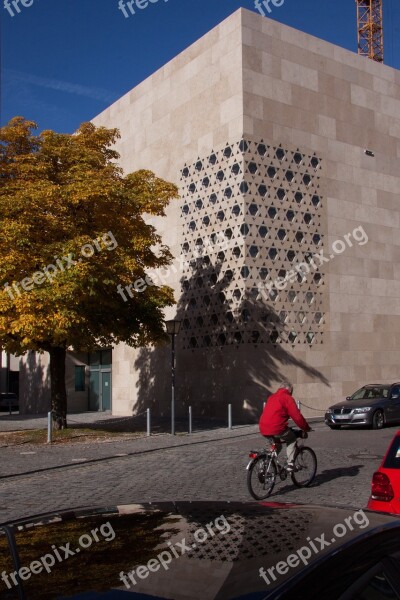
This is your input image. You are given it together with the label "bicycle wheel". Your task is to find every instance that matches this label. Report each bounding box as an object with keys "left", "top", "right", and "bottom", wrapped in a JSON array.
[
  {"left": 247, "top": 455, "right": 277, "bottom": 500},
  {"left": 291, "top": 447, "right": 317, "bottom": 487}
]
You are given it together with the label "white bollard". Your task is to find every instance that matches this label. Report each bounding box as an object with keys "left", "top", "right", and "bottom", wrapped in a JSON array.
[
  {"left": 228, "top": 404, "right": 232, "bottom": 430},
  {"left": 146, "top": 408, "right": 151, "bottom": 437},
  {"left": 47, "top": 412, "right": 52, "bottom": 444}
]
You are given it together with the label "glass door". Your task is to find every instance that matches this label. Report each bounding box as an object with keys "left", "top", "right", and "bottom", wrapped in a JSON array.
[
  {"left": 101, "top": 371, "right": 111, "bottom": 411},
  {"left": 89, "top": 350, "right": 112, "bottom": 411}
]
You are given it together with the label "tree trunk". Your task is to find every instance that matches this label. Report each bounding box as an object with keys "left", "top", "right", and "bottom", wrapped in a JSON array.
[{"left": 49, "top": 346, "right": 68, "bottom": 430}]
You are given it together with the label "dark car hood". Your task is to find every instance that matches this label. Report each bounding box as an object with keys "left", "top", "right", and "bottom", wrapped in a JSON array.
[
  {"left": 1, "top": 501, "right": 400, "bottom": 600},
  {"left": 329, "top": 398, "right": 385, "bottom": 410}
]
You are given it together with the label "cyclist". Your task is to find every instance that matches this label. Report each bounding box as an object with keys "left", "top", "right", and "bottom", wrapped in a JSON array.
[{"left": 259, "top": 380, "right": 311, "bottom": 472}]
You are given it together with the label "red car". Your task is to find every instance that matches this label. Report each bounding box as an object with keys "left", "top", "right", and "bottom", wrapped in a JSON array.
[{"left": 368, "top": 430, "right": 400, "bottom": 514}]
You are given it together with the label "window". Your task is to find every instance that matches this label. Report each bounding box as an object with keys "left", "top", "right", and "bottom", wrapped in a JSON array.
[
  {"left": 383, "top": 436, "right": 400, "bottom": 469},
  {"left": 352, "top": 567, "right": 399, "bottom": 599},
  {"left": 74, "top": 366, "right": 85, "bottom": 392},
  {"left": 391, "top": 386, "right": 400, "bottom": 398},
  {"left": 350, "top": 386, "right": 389, "bottom": 400}
]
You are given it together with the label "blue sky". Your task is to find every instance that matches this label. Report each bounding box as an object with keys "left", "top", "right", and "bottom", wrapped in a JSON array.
[{"left": 1, "top": 0, "right": 399, "bottom": 133}]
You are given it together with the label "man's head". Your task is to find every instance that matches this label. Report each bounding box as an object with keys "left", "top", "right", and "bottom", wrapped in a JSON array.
[{"left": 279, "top": 380, "right": 293, "bottom": 394}]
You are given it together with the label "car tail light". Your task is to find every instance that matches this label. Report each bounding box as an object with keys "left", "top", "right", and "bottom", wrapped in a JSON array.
[
  {"left": 249, "top": 452, "right": 258, "bottom": 459},
  {"left": 371, "top": 472, "right": 394, "bottom": 502}
]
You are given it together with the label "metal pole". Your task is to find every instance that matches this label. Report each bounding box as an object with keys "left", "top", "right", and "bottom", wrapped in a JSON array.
[
  {"left": 0, "top": 349, "right": 2, "bottom": 396},
  {"left": 6, "top": 353, "right": 10, "bottom": 397},
  {"left": 263, "top": 401, "right": 266, "bottom": 410},
  {"left": 189, "top": 406, "right": 192, "bottom": 434},
  {"left": 171, "top": 333, "right": 175, "bottom": 436},
  {"left": 47, "top": 411, "right": 52, "bottom": 444},
  {"left": 147, "top": 408, "right": 151, "bottom": 437},
  {"left": 297, "top": 400, "right": 301, "bottom": 410},
  {"left": 228, "top": 404, "right": 232, "bottom": 430}
]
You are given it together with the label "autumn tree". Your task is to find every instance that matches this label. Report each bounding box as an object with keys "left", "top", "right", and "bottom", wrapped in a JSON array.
[{"left": 0, "top": 117, "right": 178, "bottom": 428}]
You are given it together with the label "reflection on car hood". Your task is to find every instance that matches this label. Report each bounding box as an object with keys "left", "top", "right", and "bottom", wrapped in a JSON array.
[
  {"left": 1, "top": 502, "right": 399, "bottom": 600},
  {"left": 59, "top": 593, "right": 166, "bottom": 598},
  {"left": 58, "top": 594, "right": 164, "bottom": 598},
  {"left": 328, "top": 398, "right": 384, "bottom": 410}
]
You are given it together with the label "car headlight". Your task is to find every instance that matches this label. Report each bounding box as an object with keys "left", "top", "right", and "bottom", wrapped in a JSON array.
[
  {"left": 353, "top": 407, "right": 373, "bottom": 414},
  {"left": 326, "top": 408, "right": 333, "bottom": 414}
]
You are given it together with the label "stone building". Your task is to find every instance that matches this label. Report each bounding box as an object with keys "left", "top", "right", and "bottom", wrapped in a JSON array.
[{"left": 21, "top": 8, "right": 400, "bottom": 420}]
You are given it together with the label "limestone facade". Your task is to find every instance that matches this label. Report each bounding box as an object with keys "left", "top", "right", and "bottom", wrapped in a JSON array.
[{"left": 21, "top": 9, "right": 400, "bottom": 419}]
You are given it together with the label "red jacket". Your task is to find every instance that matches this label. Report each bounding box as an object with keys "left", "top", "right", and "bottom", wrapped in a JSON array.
[{"left": 259, "top": 388, "right": 310, "bottom": 436}]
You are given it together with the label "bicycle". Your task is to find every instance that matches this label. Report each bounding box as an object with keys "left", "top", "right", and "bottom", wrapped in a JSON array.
[{"left": 246, "top": 428, "right": 317, "bottom": 500}]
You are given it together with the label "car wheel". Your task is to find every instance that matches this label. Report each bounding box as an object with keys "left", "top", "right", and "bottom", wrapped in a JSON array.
[
  {"left": 328, "top": 424, "right": 341, "bottom": 430},
  {"left": 372, "top": 410, "right": 384, "bottom": 430}
]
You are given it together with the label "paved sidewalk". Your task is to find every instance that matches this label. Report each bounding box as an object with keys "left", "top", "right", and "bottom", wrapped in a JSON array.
[
  {"left": 0, "top": 411, "right": 253, "bottom": 434},
  {"left": 0, "top": 411, "right": 127, "bottom": 432}
]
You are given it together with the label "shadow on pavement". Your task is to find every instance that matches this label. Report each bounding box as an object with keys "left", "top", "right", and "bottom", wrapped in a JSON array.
[
  {"left": 275, "top": 465, "right": 364, "bottom": 495},
  {"left": 312, "top": 464, "right": 364, "bottom": 485}
]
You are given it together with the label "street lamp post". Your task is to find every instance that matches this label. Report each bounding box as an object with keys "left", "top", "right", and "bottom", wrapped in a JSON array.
[{"left": 166, "top": 319, "right": 181, "bottom": 436}]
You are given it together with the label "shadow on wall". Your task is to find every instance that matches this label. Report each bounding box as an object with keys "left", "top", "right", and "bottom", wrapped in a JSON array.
[
  {"left": 19, "top": 351, "right": 51, "bottom": 414},
  {"left": 134, "top": 259, "right": 330, "bottom": 422}
]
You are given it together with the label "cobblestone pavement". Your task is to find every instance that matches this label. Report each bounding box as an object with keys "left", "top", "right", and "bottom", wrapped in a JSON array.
[{"left": 0, "top": 421, "right": 398, "bottom": 524}]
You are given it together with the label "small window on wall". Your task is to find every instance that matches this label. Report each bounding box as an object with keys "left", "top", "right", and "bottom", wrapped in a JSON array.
[{"left": 75, "top": 366, "right": 85, "bottom": 392}]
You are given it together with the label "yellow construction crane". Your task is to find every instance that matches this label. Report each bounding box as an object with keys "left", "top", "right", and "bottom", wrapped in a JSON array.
[{"left": 356, "top": 0, "right": 384, "bottom": 62}]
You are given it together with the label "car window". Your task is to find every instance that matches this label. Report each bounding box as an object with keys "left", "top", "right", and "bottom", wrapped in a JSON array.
[
  {"left": 390, "top": 386, "right": 400, "bottom": 398},
  {"left": 352, "top": 388, "right": 389, "bottom": 400},
  {"left": 351, "top": 387, "right": 369, "bottom": 400},
  {"left": 383, "top": 436, "right": 400, "bottom": 469},
  {"left": 338, "top": 558, "right": 400, "bottom": 600},
  {"left": 369, "top": 388, "right": 389, "bottom": 399},
  {"left": 353, "top": 569, "right": 399, "bottom": 599}
]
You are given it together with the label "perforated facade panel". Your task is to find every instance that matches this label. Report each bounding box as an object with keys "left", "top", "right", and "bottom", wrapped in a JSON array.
[{"left": 179, "top": 138, "right": 326, "bottom": 350}]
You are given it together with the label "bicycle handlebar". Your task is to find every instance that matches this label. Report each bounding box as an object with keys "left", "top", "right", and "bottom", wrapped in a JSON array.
[
  {"left": 292, "top": 427, "right": 314, "bottom": 430},
  {"left": 292, "top": 428, "right": 314, "bottom": 439}
]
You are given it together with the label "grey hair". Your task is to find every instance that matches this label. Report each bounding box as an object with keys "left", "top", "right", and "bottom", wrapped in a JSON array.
[{"left": 279, "top": 380, "right": 293, "bottom": 393}]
